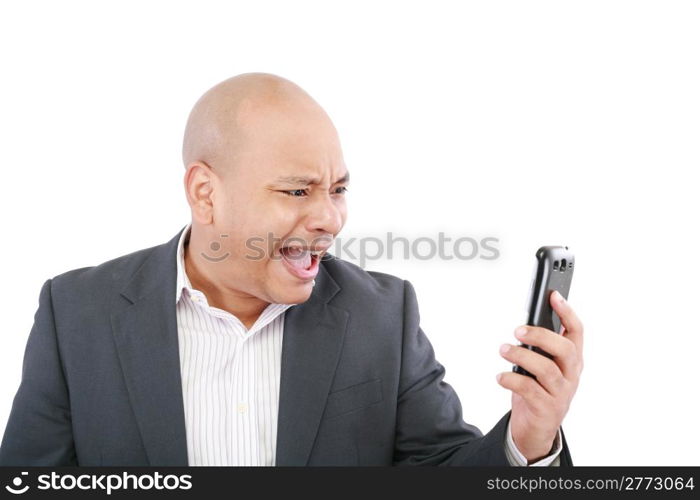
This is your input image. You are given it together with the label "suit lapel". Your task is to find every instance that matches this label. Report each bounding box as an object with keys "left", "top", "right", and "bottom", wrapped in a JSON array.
[
  {"left": 109, "top": 226, "right": 349, "bottom": 466},
  {"left": 110, "top": 227, "right": 189, "bottom": 466},
  {"left": 275, "top": 259, "right": 349, "bottom": 466}
]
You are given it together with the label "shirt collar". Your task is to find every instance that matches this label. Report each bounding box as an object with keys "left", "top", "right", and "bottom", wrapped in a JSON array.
[{"left": 175, "top": 222, "right": 194, "bottom": 304}]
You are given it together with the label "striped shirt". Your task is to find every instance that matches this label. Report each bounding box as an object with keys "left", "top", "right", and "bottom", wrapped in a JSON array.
[
  {"left": 174, "top": 223, "right": 560, "bottom": 466},
  {"left": 175, "top": 223, "right": 293, "bottom": 465}
]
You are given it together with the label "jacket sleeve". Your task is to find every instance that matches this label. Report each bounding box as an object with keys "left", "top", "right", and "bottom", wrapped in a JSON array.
[
  {"left": 392, "top": 279, "right": 573, "bottom": 466},
  {"left": 0, "top": 278, "right": 77, "bottom": 465}
]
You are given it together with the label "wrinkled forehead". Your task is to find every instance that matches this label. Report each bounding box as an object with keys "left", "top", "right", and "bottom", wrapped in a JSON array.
[{"left": 225, "top": 101, "right": 345, "bottom": 183}]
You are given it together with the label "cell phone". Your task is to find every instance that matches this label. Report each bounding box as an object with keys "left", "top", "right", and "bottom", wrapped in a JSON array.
[{"left": 513, "top": 245, "right": 575, "bottom": 378}]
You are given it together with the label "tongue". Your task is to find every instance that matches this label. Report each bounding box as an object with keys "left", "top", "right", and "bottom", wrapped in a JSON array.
[{"left": 282, "top": 247, "right": 312, "bottom": 269}]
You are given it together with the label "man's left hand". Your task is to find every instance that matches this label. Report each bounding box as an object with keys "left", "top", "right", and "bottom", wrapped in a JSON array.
[{"left": 496, "top": 290, "right": 584, "bottom": 463}]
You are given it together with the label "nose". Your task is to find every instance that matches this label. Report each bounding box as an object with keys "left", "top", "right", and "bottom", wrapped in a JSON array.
[{"left": 305, "top": 192, "right": 344, "bottom": 238}]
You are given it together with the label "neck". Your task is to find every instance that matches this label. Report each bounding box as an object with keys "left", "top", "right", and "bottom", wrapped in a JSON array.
[{"left": 183, "top": 231, "right": 269, "bottom": 330}]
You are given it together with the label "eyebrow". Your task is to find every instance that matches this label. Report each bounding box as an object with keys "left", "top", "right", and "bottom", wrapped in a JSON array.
[{"left": 274, "top": 172, "right": 350, "bottom": 186}]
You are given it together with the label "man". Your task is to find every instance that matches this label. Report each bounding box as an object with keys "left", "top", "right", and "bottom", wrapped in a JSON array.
[{"left": 0, "top": 73, "right": 583, "bottom": 466}]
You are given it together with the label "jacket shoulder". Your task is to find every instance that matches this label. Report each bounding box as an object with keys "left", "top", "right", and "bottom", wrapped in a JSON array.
[{"left": 48, "top": 241, "right": 163, "bottom": 303}]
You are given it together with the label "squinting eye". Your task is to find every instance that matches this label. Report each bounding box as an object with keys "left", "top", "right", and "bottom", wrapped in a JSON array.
[
  {"left": 334, "top": 186, "right": 348, "bottom": 194},
  {"left": 283, "top": 189, "right": 308, "bottom": 197}
]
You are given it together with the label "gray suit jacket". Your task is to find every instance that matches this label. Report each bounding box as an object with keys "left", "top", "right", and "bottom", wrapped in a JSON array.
[{"left": 0, "top": 226, "right": 572, "bottom": 466}]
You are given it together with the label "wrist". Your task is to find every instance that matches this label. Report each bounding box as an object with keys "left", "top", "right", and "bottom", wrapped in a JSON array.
[{"left": 516, "top": 433, "right": 558, "bottom": 463}]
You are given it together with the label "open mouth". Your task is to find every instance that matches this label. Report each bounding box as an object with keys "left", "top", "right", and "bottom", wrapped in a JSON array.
[{"left": 279, "top": 246, "right": 322, "bottom": 281}]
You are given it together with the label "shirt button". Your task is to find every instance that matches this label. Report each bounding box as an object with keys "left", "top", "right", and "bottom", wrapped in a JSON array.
[{"left": 237, "top": 403, "right": 248, "bottom": 414}]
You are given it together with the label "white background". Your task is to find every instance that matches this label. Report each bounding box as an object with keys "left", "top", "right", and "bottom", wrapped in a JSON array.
[{"left": 1, "top": 1, "right": 698, "bottom": 466}]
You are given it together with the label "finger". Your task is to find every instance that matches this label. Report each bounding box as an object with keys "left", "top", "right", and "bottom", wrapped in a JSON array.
[
  {"left": 496, "top": 371, "right": 552, "bottom": 413},
  {"left": 550, "top": 291, "right": 584, "bottom": 353},
  {"left": 500, "top": 343, "right": 567, "bottom": 396},
  {"left": 514, "top": 326, "right": 579, "bottom": 380}
]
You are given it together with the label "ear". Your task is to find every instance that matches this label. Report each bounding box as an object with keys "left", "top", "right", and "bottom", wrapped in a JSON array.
[{"left": 184, "top": 161, "right": 215, "bottom": 225}]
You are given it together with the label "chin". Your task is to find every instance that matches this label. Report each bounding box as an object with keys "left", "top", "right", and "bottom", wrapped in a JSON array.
[{"left": 271, "top": 281, "right": 314, "bottom": 305}]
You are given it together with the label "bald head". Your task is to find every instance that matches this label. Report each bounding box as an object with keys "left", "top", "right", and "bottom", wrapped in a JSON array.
[
  {"left": 182, "top": 72, "right": 332, "bottom": 173},
  {"left": 180, "top": 72, "right": 349, "bottom": 313}
]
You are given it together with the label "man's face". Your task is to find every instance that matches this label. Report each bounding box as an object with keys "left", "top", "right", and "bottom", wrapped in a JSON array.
[{"left": 206, "top": 101, "right": 348, "bottom": 305}]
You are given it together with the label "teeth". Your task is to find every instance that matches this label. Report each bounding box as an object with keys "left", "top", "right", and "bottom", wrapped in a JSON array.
[{"left": 283, "top": 247, "right": 322, "bottom": 256}]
